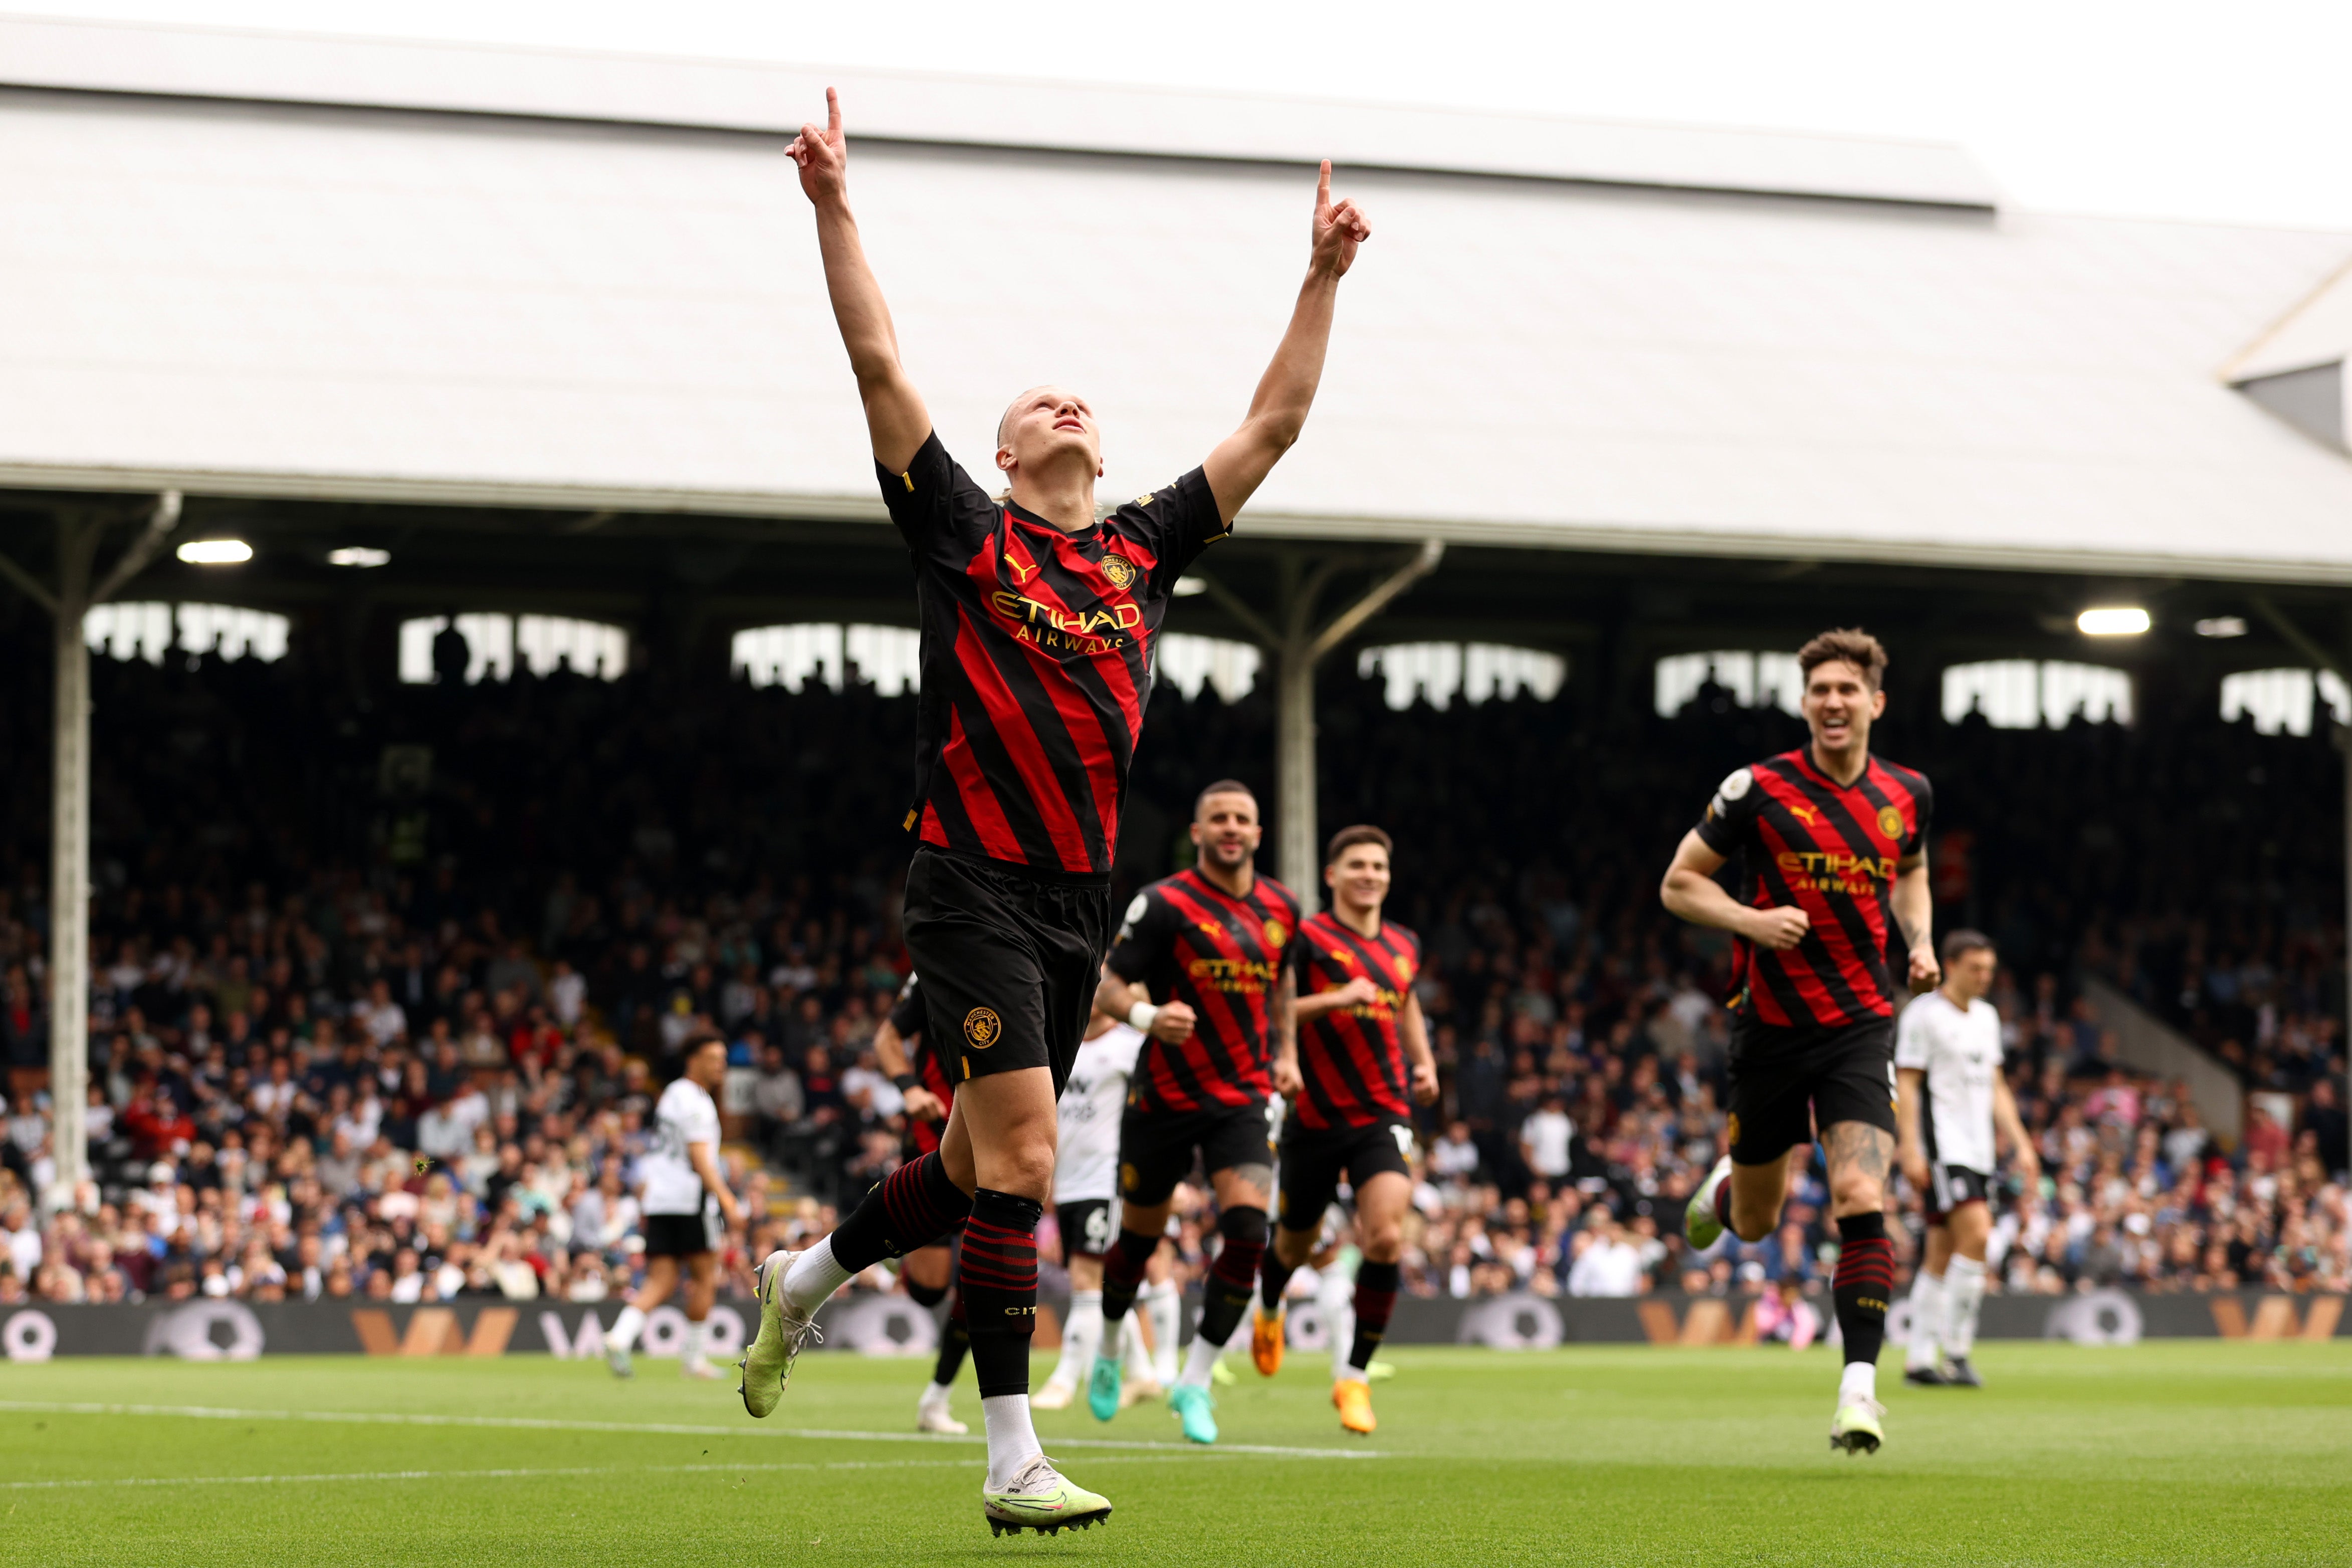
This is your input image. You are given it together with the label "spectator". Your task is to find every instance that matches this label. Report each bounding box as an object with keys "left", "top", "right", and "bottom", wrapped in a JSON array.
[{"left": 1567, "top": 1214, "right": 1644, "bottom": 1297}]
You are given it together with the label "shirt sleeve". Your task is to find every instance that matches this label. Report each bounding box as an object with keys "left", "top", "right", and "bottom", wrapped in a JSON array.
[
  {"left": 1893, "top": 1000, "right": 1933, "bottom": 1071},
  {"left": 1693, "top": 766, "right": 1765, "bottom": 857},
  {"left": 1105, "top": 887, "right": 1169, "bottom": 985},
  {"left": 1112, "top": 468, "right": 1227, "bottom": 586},
  {"left": 875, "top": 431, "right": 998, "bottom": 557},
  {"left": 1904, "top": 774, "right": 1935, "bottom": 859},
  {"left": 690, "top": 1092, "right": 722, "bottom": 1147},
  {"left": 888, "top": 977, "right": 926, "bottom": 1039}
]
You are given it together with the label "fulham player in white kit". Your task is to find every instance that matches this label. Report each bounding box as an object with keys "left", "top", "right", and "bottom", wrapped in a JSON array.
[
  {"left": 1033, "top": 1010, "right": 1165, "bottom": 1409},
  {"left": 1894, "top": 932, "right": 2037, "bottom": 1387},
  {"left": 608, "top": 1032, "right": 744, "bottom": 1379}
]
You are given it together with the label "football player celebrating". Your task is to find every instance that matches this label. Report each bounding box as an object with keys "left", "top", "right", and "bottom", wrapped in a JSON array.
[
  {"left": 1089, "top": 782, "right": 1300, "bottom": 1445},
  {"left": 739, "top": 87, "right": 1370, "bottom": 1537},
  {"left": 1662, "top": 628, "right": 1936, "bottom": 1455},
  {"left": 1255, "top": 825, "right": 1436, "bottom": 1434}
]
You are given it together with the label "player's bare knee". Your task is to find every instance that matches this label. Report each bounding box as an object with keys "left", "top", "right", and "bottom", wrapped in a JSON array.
[
  {"left": 1360, "top": 1222, "right": 1404, "bottom": 1262},
  {"left": 1829, "top": 1171, "right": 1885, "bottom": 1217}
]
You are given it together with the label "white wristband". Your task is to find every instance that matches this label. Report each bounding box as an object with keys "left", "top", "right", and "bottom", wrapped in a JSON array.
[{"left": 1128, "top": 1001, "right": 1159, "bottom": 1033}]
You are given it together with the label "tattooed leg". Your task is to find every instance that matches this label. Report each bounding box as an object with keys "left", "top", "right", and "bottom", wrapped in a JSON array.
[{"left": 1823, "top": 1121, "right": 1893, "bottom": 1219}]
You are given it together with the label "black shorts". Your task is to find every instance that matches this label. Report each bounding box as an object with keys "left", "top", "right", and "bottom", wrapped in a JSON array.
[
  {"left": 1118, "top": 1101, "right": 1276, "bottom": 1210},
  {"left": 1275, "top": 1115, "right": 1414, "bottom": 1233},
  {"left": 1725, "top": 1014, "right": 1898, "bottom": 1164},
  {"left": 1056, "top": 1199, "right": 1117, "bottom": 1262},
  {"left": 901, "top": 847, "right": 1111, "bottom": 1098},
  {"left": 642, "top": 1210, "right": 718, "bottom": 1259},
  {"left": 1925, "top": 1163, "right": 1992, "bottom": 1223}
]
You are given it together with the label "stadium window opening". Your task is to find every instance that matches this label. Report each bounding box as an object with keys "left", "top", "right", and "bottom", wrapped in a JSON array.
[
  {"left": 1653, "top": 651, "right": 1802, "bottom": 719},
  {"left": 2219, "top": 668, "right": 2352, "bottom": 737},
  {"left": 397, "top": 614, "right": 628, "bottom": 685},
  {"left": 1942, "top": 660, "right": 2133, "bottom": 729},
  {"left": 1362, "top": 643, "right": 1566, "bottom": 712},
  {"left": 85, "top": 602, "right": 290, "bottom": 665},
  {"left": 732, "top": 624, "right": 921, "bottom": 695}
]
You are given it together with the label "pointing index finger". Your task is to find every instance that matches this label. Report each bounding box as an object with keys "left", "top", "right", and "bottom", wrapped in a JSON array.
[
  {"left": 826, "top": 86, "right": 841, "bottom": 136},
  {"left": 1317, "top": 158, "right": 1332, "bottom": 210}
]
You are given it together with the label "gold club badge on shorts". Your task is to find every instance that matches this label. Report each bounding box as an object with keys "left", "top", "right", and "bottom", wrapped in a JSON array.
[
  {"left": 963, "top": 1007, "right": 1003, "bottom": 1049},
  {"left": 1100, "top": 554, "right": 1137, "bottom": 590},
  {"left": 1877, "top": 805, "right": 1904, "bottom": 838},
  {"left": 1726, "top": 1112, "right": 1741, "bottom": 1148}
]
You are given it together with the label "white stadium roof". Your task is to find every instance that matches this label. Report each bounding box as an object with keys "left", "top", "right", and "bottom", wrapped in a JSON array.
[{"left": 4, "top": 14, "right": 2351, "bottom": 581}]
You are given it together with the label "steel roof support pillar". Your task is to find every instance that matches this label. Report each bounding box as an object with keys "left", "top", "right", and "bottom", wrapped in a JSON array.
[
  {"left": 1200, "top": 541, "right": 1442, "bottom": 917},
  {"left": 0, "top": 495, "right": 179, "bottom": 1213}
]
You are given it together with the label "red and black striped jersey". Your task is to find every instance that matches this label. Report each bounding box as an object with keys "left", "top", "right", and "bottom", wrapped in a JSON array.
[
  {"left": 1293, "top": 913, "right": 1421, "bottom": 1131},
  {"left": 887, "top": 975, "right": 956, "bottom": 1155},
  {"left": 1694, "top": 749, "right": 1934, "bottom": 1030},
  {"left": 1106, "top": 867, "right": 1301, "bottom": 1112},
  {"left": 878, "top": 433, "right": 1226, "bottom": 880}
]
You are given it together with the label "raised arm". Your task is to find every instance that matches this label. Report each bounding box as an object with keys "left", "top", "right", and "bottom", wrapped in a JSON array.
[
  {"left": 789, "top": 88, "right": 931, "bottom": 471},
  {"left": 1200, "top": 161, "right": 1372, "bottom": 526}
]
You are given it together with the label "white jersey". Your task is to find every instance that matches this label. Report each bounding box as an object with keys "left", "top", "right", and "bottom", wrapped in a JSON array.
[
  {"left": 1894, "top": 990, "right": 2003, "bottom": 1175},
  {"left": 642, "top": 1077, "right": 722, "bottom": 1216},
  {"left": 1055, "top": 1023, "right": 1144, "bottom": 1205}
]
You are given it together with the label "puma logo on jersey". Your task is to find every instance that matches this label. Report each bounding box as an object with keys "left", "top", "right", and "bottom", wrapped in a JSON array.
[
  {"left": 1008, "top": 560, "right": 1040, "bottom": 583},
  {"left": 1788, "top": 804, "right": 1821, "bottom": 826}
]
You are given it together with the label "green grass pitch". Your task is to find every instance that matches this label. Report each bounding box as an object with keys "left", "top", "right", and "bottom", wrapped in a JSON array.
[{"left": 1, "top": 1341, "right": 2344, "bottom": 1565}]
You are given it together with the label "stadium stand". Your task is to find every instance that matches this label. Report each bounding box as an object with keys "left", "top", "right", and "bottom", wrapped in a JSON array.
[{"left": 0, "top": 607, "right": 2341, "bottom": 1312}]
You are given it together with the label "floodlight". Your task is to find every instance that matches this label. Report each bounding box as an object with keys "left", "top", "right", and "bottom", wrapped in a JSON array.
[
  {"left": 176, "top": 539, "right": 253, "bottom": 565},
  {"left": 2077, "top": 607, "right": 2150, "bottom": 636},
  {"left": 328, "top": 546, "right": 391, "bottom": 568}
]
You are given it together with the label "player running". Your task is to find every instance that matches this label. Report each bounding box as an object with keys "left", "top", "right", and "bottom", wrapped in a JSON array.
[
  {"left": 1896, "top": 930, "right": 2038, "bottom": 1388},
  {"left": 605, "top": 1031, "right": 743, "bottom": 1380},
  {"left": 871, "top": 975, "right": 977, "bottom": 1435},
  {"left": 1253, "top": 825, "right": 1436, "bottom": 1434},
  {"left": 738, "top": 88, "right": 1371, "bottom": 1536},
  {"left": 1661, "top": 628, "right": 1938, "bottom": 1456},
  {"left": 1032, "top": 1008, "right": 1162, "bottom": 1411},
  {"left": 1088, "top": 782, "right": 1300, "bottom": 1445}
]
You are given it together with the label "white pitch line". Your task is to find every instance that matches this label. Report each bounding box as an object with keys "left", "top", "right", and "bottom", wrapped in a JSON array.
[
  {"left": 0, "top": 1458, "right": 978, "bottom": 1492},
  {"left": 0, "top": 1401, "right": 1380, "bottom": 1461}
]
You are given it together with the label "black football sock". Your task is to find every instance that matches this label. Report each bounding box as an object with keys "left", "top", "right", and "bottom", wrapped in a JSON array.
[
  {"left": 1100, "top": 1226, "right": 1160, "bottom": 1327},
  {"left": 959, "top": 1189, "right": 1042, "bottom": 1399},
  {"left": 932, "top": 1293, "right": 970, "bottom": 1386},
  {"left": 1259, "top": 1245, "right": 1301, "bottom": 1311},
  {"left": 1196, "top": 1207, "right": 1267, "bottom": 1349},
  {"left": 1346, "top": 1259, "right": 1401, "bottom": 1375},
  {"left": 1833, "top": 1212, "right": 1895, "bottom": 1370},
  {"left": 830, "top": 1151, "right": 972, "bottom": 1274}
]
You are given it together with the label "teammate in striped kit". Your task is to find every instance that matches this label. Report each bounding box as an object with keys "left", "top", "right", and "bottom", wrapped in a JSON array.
[
  {"left": 1254, "top": 825, "right": 1437, "bottom": 1434},
  {"left": 1662, "top": 628, "right": 1940, "bottom": 1455},
  {"left": 739, "top": 88, "right": 1372, "bottom": 1536},
  {"left": 1090, "top": 781, "right": 1301, "bottom": 1445},
  {"left": 1896, "top": 930, "right": 2037, "bottom": 1388}
]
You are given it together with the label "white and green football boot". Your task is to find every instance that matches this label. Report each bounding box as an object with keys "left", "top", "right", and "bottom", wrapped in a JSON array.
[
  {"left": 983, "top": 1455, "right": 1112, "bottom": 1537},
  {"left": 737, "top": 1249, "right": 822, "bottom": 1420},
  {"left": 1685, "top": 1155, "right": 1733, "bottom": 1250},
  {"left": 1829, "top": 1396, "right": 1885, "bottom": 1455}
]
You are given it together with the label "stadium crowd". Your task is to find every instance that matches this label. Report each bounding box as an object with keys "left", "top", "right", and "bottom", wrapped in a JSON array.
[{"left": 0, "top": 609, "right": 2343, "bottom": 1312}]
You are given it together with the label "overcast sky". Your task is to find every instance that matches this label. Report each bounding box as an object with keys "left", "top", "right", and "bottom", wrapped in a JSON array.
[{"left": 24, "top": 0, "right": 2352, "bottom": 230}]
